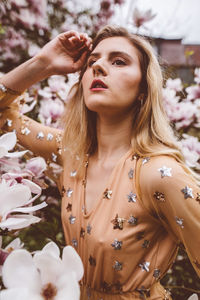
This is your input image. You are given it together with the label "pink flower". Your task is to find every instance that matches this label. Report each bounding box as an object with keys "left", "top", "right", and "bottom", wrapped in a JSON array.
[
  {"left": 114, "top": 0, "right": 125, "bottom": 4},
  {"left": 18, "top": 92, "right": 37, "bottom": 114},
  {"left": 26, "top": 157, "right": 47, "bottom": 177},
  {"left": 28, "top": 43, "right": 42, "bottom": 57},
  {"left": 100, "top": 0, "right": 112, "bottom": 10},
  {"left": 186, "top": 85, "right": 200, "bottom": 101},
  {"left": 38, "top": 99, "right": 64, "bottom": 126},
  {"left": 15, "top": 8, "right": 48, "bottom": 30},
  {"left": 179, "top": 134, "right": 200, "bottom": 169},
  {"left": 133, "top": 7, "right": 156, "bottom": 28},
  {"left": 0, "top": 132, "right": 28, "bottom": 159},
  {"left": 0, "top": 179, "right": 47, "bottom": 231},
  {"left": 173, "top": 102, "right": 196, "bottom": 130},
  {"left": 166, "top": 78, "right": 183, "bottom": 92},
  {"left": 27, "top": 0, "right": 47, "bottom": 17}
]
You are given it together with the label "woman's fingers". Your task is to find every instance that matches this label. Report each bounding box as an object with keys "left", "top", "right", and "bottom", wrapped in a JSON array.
[
  {"left": 73, "top": 49, "right": 89, "bottom": 70},
  {"left": 59, "top": 31, "right": 92, "bottom": 51}
]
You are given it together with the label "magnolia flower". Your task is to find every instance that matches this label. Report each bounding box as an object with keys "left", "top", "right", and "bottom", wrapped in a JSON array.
[
  {"left": 15, "top": 8, "right": 48, "bottom": 30},
  {"left": 18, "top": 92, "right": 37, "bottom": 114},
  {"left": 0, "top": 179, "right": 47, "bottom": 231},
  {"left": 0, "top": 237, "right": 24, "bottom": 273},
  {"left": 47, "top": 76, "right": 68, "bottom": 94},
  {"left": 0, "top": 242, "right": 84, "bottom": 300},
  {"left": 38, "top": 99, "right": 64, "bottom": 126},
  {"left": 26, "top": 157, "right": 47, "bottom": 177},
  {"left": 187, "top": 294, "right": 198, "bottom": 300},
  {"left": 0, "top": 132, "right": 27, "bottom": 159},
  {"left": 179, "top": 134, "right": 200, "bottom": 169},
  {"left": 166, "top": 78, "right": 183, "bottom": 92},
  {"left": 186, "top": 85, "right": 200, "bottom": 101},
  {"left": 133, "top": 7, "right": 156, "bottom": 28}
]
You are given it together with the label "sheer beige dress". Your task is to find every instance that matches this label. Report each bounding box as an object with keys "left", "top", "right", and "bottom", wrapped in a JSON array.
[{"left": 1, "top": 106, "right": 200, "bottom": 300}]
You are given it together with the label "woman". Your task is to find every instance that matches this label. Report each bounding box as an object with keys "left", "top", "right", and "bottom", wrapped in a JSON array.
[{"left": 0, "top": 25, "right": 200, "bottom": 300}]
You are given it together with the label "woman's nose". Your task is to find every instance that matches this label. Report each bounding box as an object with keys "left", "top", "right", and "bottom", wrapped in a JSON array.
[{"left": 92, "top": 61, "right": 107, "bottom": 76}]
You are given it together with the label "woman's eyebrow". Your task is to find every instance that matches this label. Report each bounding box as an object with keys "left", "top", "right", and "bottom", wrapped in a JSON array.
[{"left": 88, "top": 51, "right": 133, "bottom": 61}]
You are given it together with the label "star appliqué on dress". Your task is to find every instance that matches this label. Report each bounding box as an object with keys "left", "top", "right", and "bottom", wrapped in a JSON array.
[
  {"left": 181, "top": 186, "right": 194, "bottom": 199},
  {"left": 158, "top": 166, "right": 172, "bottom": 178}
]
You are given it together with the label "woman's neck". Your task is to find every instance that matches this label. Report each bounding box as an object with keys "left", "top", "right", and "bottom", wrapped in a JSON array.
[{"left": 94, "top": 112, "right": 133, "bottom": 162}]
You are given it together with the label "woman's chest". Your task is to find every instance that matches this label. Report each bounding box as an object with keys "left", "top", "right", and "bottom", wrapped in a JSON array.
[{"left": 61, "top": 154, "right": 156, "bottom": 245}]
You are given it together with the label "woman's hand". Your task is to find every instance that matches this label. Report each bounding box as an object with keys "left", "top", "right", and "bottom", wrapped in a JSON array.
[
  {"left": 0, "top": 30, "right": 92, "bottom": 100},
  {"left": 37, "top": 30, "right": 92, "bottom": 75}
]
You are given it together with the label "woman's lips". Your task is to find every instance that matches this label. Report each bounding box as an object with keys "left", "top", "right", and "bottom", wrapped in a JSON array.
[{"left": 90, "top": 79, "right": 108, "bottom": 90}]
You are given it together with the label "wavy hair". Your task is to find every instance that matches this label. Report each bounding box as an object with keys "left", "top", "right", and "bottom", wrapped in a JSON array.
[{"left": 61, "top": 25, "right": 199, "bottom": 182}]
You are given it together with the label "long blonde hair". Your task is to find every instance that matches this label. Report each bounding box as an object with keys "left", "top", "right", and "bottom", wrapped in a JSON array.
[{"left": 62, "top": 25, "right": 198, "bottom": 182}]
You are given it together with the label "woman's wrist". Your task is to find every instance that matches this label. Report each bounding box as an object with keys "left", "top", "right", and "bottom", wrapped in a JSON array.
[{"left": 0, "top": 55, "right": 52, "bottom": 94}]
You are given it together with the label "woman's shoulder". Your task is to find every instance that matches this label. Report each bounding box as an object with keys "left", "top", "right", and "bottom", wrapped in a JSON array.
[{"left": 138, "top": 154, "right": 191, "bottom": 190}]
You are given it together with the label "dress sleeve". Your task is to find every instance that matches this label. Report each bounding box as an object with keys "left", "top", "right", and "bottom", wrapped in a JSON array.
[
  {"left": 0, "top": 106, "right": 63, "bottom": 166},
  {"left": 137, "top": 155, "right": 200, "bottom": 277}
]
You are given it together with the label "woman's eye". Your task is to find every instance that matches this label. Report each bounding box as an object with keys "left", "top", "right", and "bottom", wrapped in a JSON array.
[
  {"left": 87, "top": 59, "right": 96, "bottom": 67},
  {"left": 112, "top": 59, "right": 126, "bottom": 66}
]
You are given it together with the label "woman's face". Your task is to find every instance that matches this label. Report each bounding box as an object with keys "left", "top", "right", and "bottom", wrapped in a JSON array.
[{"left": 81, "top": 36, "right": 142, "bottom": 116}]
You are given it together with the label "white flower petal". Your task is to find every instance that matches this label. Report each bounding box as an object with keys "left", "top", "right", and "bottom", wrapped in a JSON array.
[
  {"left": 0, "top": 147, "right": 8, "bottom": 158},
  {"left": 33, "top": 252, "right": 62, "bottom": 286},
  {"left": 5, "top": 150, "right": 28, "bottom": 158},
  {"left": 62, "top": 246, "right": 84, "bottom": 281},
  {"left": 187, "top": 294, "right": 199, "bottom": 300},
  {"left": 0, "top": 132, "right": 16, "bottom": 151},
  {"left": 0, "top": 288, "right": 43, "bottom": 300},
  {"left": 55, "top": 275, "right": 80, "bottom": 300},
  {"left": 5, "top": 238, "right": 24, "bottom": 251},
  {"left": 21, "top": 179, "right": 42, "bottom": 195},
  {"left": 0, "top": 215, "right": 41, "bottom": 230},
  {"left": 0, "top": 184, "right": 31, "bottom": 219},
  {"left": 40, "top": 241, "right": 60, "bottom": 258},
  {"left": 10, "top": 201, "right": 47, "bottom": 213},
  {"left": 2, "top": 249, "right": 41, "bottom": 291},
  {"left": 26, "top": 157, "right": 47, "bottom": 177}
]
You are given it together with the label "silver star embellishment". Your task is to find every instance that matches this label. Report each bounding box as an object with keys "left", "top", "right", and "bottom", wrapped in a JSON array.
[
  {"left": 127, "top": 191, "right": 137, "bottom": 203},
  {"left": 153, "top": 269, "right": 161, "bottom": 278},
  {"left": 113, "top": 261, "right": 123, "bottom": 271},
  {"left": 128, "top": 215, "right": 138, "bottom": 226},
  {"left": 128, "top": 168, "right": 134, "bottom": 179},
  {"left": 103, "top": 189, "right": 112, "bottom": 199},
  {"left": 21, "top": 127, "right": 31, "bottom": 135},
  {"left": 158, "top": 166, "right": 172, "bottom": 178},
  {"left": 6, "top": 119, "right": 12, "bottom": 127},
  {"left": 66, "top": 188, "right": 73, "bottom": 197},
  {"left": 52, "top": 152, "right": 57, "bottom": 162},
  {"left": 139, "top": 261, "right": 150, "bottom": 272},
  {"left": 72, "top": 238, "right": 78, "bottom": 247},
  {"left": 70, "top": 170, "right": 77, "bottom": 177},
  {"left": 181, "top": 186, "right": 194, "bottom": 199},
  {"left": 111, "top": 238, "right": 122, "bottom": 250},
  {"left": 175, "top": 216, "right": 184, "bottom": 228},
  {"left": 47, "top": 133, "right": 54, "bottom": 141},
  {"left": 87, "top": 224, "right": 92, "bottom": 234},
  {"left": 36, "top": 131, "right": 44, "bottom": 140},
  {"left": 69, "top": 214, "right": 76, "bottom": 224},
  {"left": 142, "top": 157, "right": 150, "bottom": 165}
]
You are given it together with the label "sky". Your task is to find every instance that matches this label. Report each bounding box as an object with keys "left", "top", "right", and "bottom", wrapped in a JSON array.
[{"left": 112, "top": 0, "right": 200, "bottom": 44}]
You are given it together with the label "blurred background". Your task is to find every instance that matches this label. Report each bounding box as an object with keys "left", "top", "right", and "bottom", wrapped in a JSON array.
[{"left": 0, "top": 0, "right": 200, "bottom": 299}]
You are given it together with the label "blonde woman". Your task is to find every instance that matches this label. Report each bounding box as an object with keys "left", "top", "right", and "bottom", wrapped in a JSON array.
[{"left": 0, "top": 26, "right": 200, "bottom": 299}]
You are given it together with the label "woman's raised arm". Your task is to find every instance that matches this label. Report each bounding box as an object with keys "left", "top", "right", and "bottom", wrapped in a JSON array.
[
  {"left": 0, "top": 31, "right": 92, "bottom": 164},
  {"left": 0, "top": 30, "right": 92, "bottom": 108}
]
